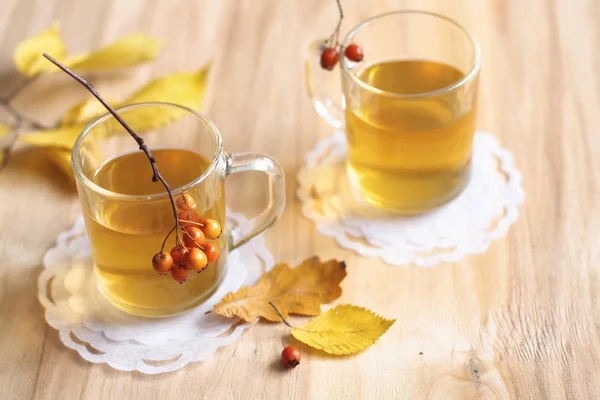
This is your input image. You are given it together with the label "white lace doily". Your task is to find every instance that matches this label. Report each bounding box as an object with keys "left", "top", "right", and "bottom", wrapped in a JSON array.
[
  {"left": 38, "top": 212, "right": 274, "bottom": 374},
  {"left": 297, "top": 131, "right": 525, "bottom": 266}
]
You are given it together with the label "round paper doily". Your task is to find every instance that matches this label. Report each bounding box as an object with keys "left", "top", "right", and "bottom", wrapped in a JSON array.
[
  {"left": 38, "top": 212, "right": 274, "bottom": 374},
  {"left": 297, "top": 131, "right": 525, "bottom": 266}
]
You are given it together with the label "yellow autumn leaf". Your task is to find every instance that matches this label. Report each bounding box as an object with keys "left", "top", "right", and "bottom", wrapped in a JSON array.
[
  {"left": 60, "top": 98, "right": 119, "bottom": 126},
  {"left": 214, "top": 257, "right": 347, "bottom": 323},
  {"left": 20, "top": 64, "right": 210, "bottom": 150},
  {"left": 20, "top": 124, "right": 85, "bottom": 149},
  {"left": 14, "top": 23, "right": 66, "bottom": 76},
  {"left": 44, "top": 148, "right": 73, "bottom": 179},
  {"left": 290, "top": 305, "right": 396, "bottom": 355},
  {"left": 63, "top": 34, "right": 163, "bottom": 71},
  {"left": 96, "top": 67, "right": 211, "bottom": 134},
  {"left": 0, "top": 124, "right": 10, "bottom": 138}
]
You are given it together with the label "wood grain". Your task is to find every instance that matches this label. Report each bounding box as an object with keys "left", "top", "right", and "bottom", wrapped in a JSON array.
[{"left": 1, "top": 0, "right": 600, "bottom": 398}]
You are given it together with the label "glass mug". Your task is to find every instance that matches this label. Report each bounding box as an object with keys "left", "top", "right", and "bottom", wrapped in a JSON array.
[
  {"left": 73, "top": 103, "right": 285, "bottom": 317},
  {"left": 307, "top": 10, "right": 481, "bottom": 213}
]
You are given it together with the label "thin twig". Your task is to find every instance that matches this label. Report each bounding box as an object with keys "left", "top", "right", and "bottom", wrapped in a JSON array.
[
  {"left": 0, "top": 100, "right": 51, "bottom": 130},
  {"left": 0, "top": 100, "right": 22, "bottom": 128},
  {"left": 328, "top": 0, "right": 344, "bottom": 48},
  {"left": 160, "top": 226, "right": 176, "bottom": 253},
  {"left": 269, "top": 302, "right": 294, "bottom": 328},
  {"left": 42, "top": 52, "right": 181, "bottom": 247},
  {"left": 3, "top": 75, "right": 39, "bottom": 103}
]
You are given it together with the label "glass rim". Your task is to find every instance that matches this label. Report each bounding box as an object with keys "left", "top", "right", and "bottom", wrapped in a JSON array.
[
  {"left": 340, "top": 10, "right": 482, "bottom": 99},
  {"left": 72, "top": 102, "right": 224, "bottom": 201}
]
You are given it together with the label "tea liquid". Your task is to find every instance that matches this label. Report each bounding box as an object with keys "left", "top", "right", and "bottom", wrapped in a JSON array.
[
  {"left": 84, "top": 149, "right": 226, "bottom": 316},
  {"left": 345, "top": 59, "right": 476, "bottom": 211}
]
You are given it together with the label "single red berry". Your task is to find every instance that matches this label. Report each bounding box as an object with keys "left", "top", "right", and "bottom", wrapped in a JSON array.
[
  {"left": 183, "top": 248, "right": 208, "bottom": 272},
  {"left": 202, "top": 219, "right": 222, "bottom": 239},
  {"left": 183, "top": 226, "right": 205, "bottom": 247},
  {"left": 176, "top": 193, "right": 197, "bottom": 211},
  {"left": 152, "top": 251, "right": 174, "bottom": 274},
  {"left": 203, "top": 242, "right": 220, "bottom": 263},
  {"left": 320, "top": 48, "right": 339, "bottom": 70},
  {"left": 281, "top": 346, "right": 301, "bottom": 368},
  {"left": 171, "top": 264, "right": 190, "bottom": 283},
  {"left": 344, "top": 44, "right": 364, "bottom": 62},
  {"left": 170, "top": 246, "right": 188, "bottom": 265}
]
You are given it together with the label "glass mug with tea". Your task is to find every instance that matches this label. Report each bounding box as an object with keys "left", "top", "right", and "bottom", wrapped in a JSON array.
[
  {"left": 73, "top": 103, "right": 285, "bottom": 317},
  {"left": 307, "top": 11, "right": 481, "bottom": 213}
]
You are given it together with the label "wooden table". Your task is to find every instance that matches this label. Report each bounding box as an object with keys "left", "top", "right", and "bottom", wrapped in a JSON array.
[{"left": 1, "top": 0, "right": 599, "bottom": 398}]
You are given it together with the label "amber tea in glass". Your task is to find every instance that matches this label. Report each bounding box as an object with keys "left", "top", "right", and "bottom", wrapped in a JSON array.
[
  {"left": 307, "top": 11, "right": 481, "bottom": 212},
  {"left": 73, "top": 103, "right": 285, "bottom": 317}
]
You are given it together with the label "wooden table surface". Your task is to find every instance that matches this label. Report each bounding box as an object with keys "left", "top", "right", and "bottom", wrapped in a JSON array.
[{"left": 1, "top": 0, "right": 600, "bottom": 399}]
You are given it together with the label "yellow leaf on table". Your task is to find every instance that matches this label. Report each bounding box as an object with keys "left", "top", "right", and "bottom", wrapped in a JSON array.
[
  {"left": 0, "top": 124, "right": 10, "bottom": 138},
  {"left": 63, "top": 34, "right": 163, "bottom": 71},
  {"left": 60, "top": 98, "right": 119, "bottom": 126},
  {"left": 19, "top": 124, "right": 85, "bottom": 149},
  {"left": 44, "top": 148, "right": 73, "bottom": 179},
  {"left": 125, "top": 66, "right": 210, "bottom": 105},
  {"left": 291, "top": 305, "right": 396, "bottom": 355},
  {"left": 214, "top": 257, "right": 347, "bottom": 323},
  {"left": 113, "top": 67, "right": 211, "bottom": 132},
  {"left": 20, "top": 65, "right": 209, "bottom": 150},
  {"left": 14, "top": 23, "right": 66, "bottom": 76},
  {"left": 59, "top": 66, "right": 209, "bottom": 128}
]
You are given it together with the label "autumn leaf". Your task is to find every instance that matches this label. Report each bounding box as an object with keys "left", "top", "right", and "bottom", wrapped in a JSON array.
[
  {"left": 59, "top": 98, "right": 119, "bottom": 126},
  {"left": 13, "top": 24, "right": 161, "bottom": 77},
  {"left": 290, "top": 305, "right": 396, "bottom": 355},
  {"left": 62, "top": 34, "right": 163, "bottom": 71},
  {"left": 14, "top": 23, "right": 66, "bottom": 76},
  {"left": 20, "top": 124, "right": 85, "bottom": 148},
  {"left": 214, "top": 257, "right": 347, "bottom": 323},
  {"left": 43, "top": 148, "right": 73, "bottom": 179},
  {"left": 113, "top": 68, "right": 211, "bottom": 133},
  {"left": 20, "top": 65, "right": 210, "bottom": 150},
  {"left": 0, "top": 124, "right": 10, "bottom": 138}
]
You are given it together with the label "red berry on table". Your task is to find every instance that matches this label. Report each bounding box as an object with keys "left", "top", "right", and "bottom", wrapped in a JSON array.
[
  {"left": 170, "top": 246, "right": 188, "bottom": 265},
  {"left": 171, "top": 264, "right": 190, "bottom": 283},
  {"left": 344, "top": 44, "right": 364, "bottom": 62},
  {"left": 183, "top": 226, "right": 205, "bottom": 247},
  {"left": 183, "top": 248, "right": 208, "bottom": 272},
  {"left": 202, "top": 218, "right": 222, "bottom": 239},
  {"left": 152, "top": 251, "right": 174, "bottom": 274},
  {"left": 176, "top": 193, "right": 197, "bottom": 211},
  {"left": 281, "top": 346, "right": 301, "bottom": 368},
  {"left": 320, "top": 48, "right": 339, "bottom": 70},
  {"left": 203, "top": 242, "right": 220, "bottom": 263}
]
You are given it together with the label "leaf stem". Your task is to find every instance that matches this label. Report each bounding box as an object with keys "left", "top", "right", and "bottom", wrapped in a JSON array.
[
  {"left": 42, "top": 52, "right": 182, "bottom": 249},
  {"left": 269, "top": 302, "right": 294, "bottom": 328}
]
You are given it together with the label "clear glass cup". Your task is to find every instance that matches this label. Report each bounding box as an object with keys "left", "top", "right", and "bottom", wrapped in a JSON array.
[
  {"left": 73, "top": 102, "right": 285, "bottom": 317},
  {"left": 307, "top": 10, "right": 481, "bottom": 213}
]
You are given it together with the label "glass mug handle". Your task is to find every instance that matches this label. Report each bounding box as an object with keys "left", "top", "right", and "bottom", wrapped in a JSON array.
[
  {"left": 225, "top": 153, "right": 286, "bottom": 250},
  {"left": 305, "top": 39, "right": 345, "bottom": 129}
]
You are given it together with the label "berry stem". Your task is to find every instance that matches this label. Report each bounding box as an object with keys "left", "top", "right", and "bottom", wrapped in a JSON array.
[
  {"left": 42, "top": 53, "right": 182, "bottom": 247},
  {"left": 268, "top": 302, "right": 294, "bottom": 328},
  {"left": 328, "top": 0, "right": 344, "bottom": 48},
  {"left": 160, "top": 226, "right": 176, "bottom": 253},
  {"left": 179, "top": 219, "right": 205, "bottom": 227}
]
